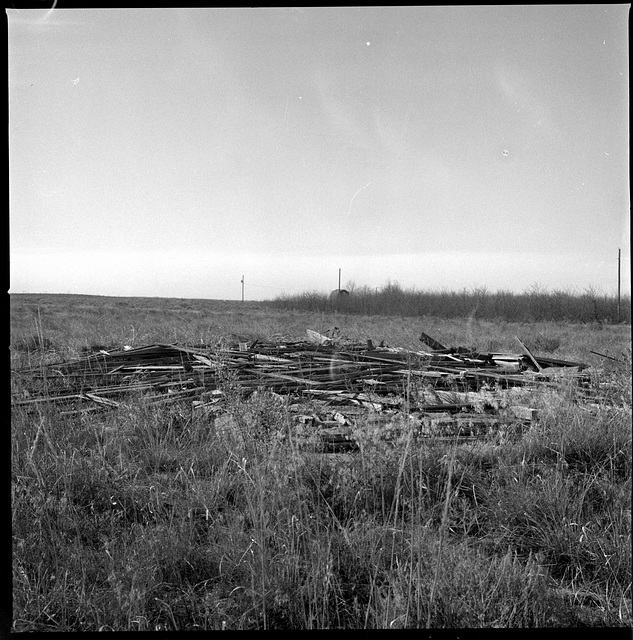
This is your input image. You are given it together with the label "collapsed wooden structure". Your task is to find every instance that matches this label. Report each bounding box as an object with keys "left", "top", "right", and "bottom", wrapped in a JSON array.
[{"left": 12, "top": 330, "right": 595, "bottom": 451}]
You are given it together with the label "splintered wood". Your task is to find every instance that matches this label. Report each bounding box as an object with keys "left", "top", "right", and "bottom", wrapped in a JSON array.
[{"left": 12, "top": 330, "right": 594, "bottom": 451}]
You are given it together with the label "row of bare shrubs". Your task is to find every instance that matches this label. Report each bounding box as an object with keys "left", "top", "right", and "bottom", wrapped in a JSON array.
[{"left": 272, "top": 283, "right": 631, "bottom": 324}]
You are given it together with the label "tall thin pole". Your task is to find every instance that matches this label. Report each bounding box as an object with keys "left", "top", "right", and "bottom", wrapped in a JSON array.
[
  {"left": 338, "top": 268, "right": 341, "bottom": 292},
  {"left": 241, "top": 275, "right": 244, "bottom": 302},
  {"left": 617, "top": 249, "right": 621, "bottom": 322}
]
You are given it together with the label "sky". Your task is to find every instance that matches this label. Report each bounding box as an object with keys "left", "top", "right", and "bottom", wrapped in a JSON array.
[{"left": 8, "top": 6, "right": 631, "bottom": 300}]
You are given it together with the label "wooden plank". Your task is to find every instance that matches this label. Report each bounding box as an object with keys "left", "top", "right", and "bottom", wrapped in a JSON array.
[
  {"left": 515, "top": 337, "right": 543, "bottom": 372},
  {"left": 83, "top": 393, "right": 120, "bottom": 408},
  {"left": 506, "top": 405, "right": 538, "bottom": 422},
  {"left": 419, "top": 332, "right": 447, "bottom": 351},
  {"left": 251, "top": 370, "right": 321, "bottom": 386}
]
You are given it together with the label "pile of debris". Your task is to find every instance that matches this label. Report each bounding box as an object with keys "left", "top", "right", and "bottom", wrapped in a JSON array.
[{"left": 12, "top": 330, "right": 594, "bottom": 451}]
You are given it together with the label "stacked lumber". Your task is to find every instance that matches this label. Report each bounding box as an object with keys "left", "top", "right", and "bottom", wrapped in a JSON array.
[{"left": 12, "top": 330, "right": 593, "bottom": 451}]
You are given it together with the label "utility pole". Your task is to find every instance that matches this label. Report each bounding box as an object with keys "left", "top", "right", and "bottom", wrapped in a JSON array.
[
  {"left": 338, "top": 268, "right": 341, "bottom": 293},
  {"left": 617, "top": 248, "right": 621, "bottom": 322},
  {"left": 241, "top": 275, "right": 244, "bottom": 302}
]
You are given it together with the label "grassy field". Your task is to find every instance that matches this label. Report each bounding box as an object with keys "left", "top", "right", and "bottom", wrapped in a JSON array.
[{"left": 10, "top": 293, "right": 632, "bottom": 630}]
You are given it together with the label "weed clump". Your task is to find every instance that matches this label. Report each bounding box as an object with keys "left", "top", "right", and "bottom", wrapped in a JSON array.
[{"left": 13, "top": 333, "right": 57, "bottom": 353}]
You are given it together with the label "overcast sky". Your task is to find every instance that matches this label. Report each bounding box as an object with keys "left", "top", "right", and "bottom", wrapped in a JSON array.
[{"left": 8, "top": 6, "right": 630, "bottom": 300}]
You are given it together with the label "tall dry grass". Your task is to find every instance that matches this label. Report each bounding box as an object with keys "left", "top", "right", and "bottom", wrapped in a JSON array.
[{"left": 10, "top": 293, "right": 632, "bottom": 629}]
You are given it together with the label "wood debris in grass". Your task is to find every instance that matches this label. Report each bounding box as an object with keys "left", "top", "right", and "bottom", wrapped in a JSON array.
[{"left": 12, "top": 329, "right": 600, "bottom": 450}]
